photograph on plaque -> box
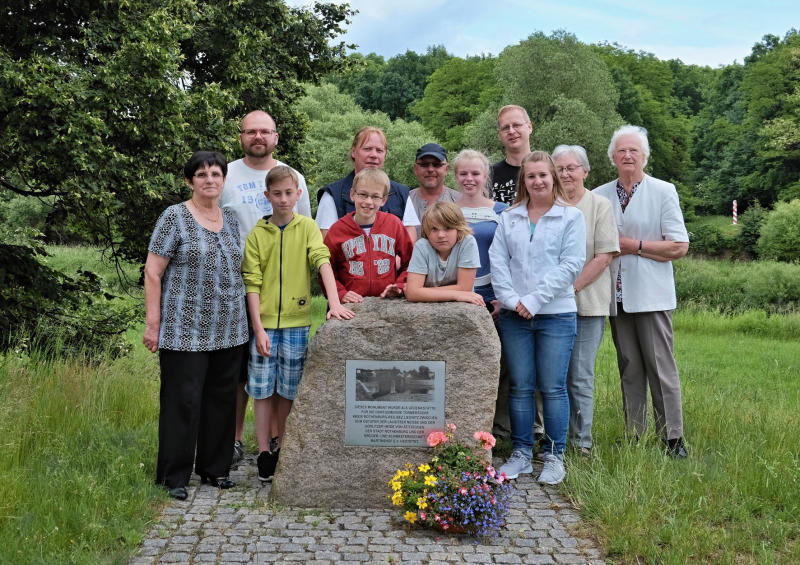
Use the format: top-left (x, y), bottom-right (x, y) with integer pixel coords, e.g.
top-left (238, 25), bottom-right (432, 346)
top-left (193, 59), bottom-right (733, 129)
top-left (345, 360), bottom-right (445, 447)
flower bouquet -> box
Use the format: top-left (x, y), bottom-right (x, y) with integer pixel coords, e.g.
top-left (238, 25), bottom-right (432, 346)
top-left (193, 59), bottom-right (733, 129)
top-left (388, 423), bottom-right (513, 536)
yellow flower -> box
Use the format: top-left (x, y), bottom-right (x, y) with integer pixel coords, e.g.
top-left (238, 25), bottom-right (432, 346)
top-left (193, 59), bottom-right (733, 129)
top-left (424, 475), bottom-right (437, 486)
top-left (390, 481), bottom-right (401, 491)
top-left (392, 491), bottom-right (403, 506)
top-left (418, 464), bottom-right (431, 473)
top-left (416, 498), bottom-right (428, 509)
top-left (404, 511), bottom-right (417, 523)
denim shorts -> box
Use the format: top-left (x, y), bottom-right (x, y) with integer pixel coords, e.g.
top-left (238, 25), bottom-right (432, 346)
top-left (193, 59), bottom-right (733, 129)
top-left (246, 326), bottom-right (310, 400)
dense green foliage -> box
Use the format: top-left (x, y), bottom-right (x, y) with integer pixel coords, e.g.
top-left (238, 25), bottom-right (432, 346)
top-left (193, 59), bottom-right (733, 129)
top-left (0, 240), bottom-right (136, 358)
top-left (0, 0), bottom-right (352, 351)
top-left (296, 83), bottom-right (437, 200)
top-left (676, 257), bottom-right (800, 313)
top-left (4, 6), bottom-right (800, 355)
top-left (328, 46), bottom-right (451, 120)
top-left (756, 199), bottom-right (800, 261)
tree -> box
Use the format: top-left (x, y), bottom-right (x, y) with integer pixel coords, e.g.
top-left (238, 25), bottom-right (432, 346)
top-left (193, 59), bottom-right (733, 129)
top-left (296, 83), bottom-right (440, 198)
top-left (757, 199), bottom-right (800, 261)
top-left (463, 32), bottom-right (622, 184)
top-left (410, 57), bottom-right (501, 151)
top-left (0, 0), bottom-right (352, 351)
top-left (327, 46), bottom-right (452, 120)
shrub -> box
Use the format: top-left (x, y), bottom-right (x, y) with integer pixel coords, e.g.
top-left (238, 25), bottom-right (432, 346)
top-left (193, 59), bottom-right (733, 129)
top-left (737, 201), bottom-right (766, 257)
top-left (757, 199), bottom-right (800, 262)
top-left (0, 242), bottom-right (136, 358)
top-left (675, 257), bottom-right (800, 313)
top-left (687, 221), bottom-right (739, 257)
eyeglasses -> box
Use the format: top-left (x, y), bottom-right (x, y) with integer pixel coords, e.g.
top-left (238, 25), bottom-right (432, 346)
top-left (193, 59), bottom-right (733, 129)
top-left (557, 165), bottom-right (583, 174)
top-left (498, 122), bottom-right (529, 134)
top-left (354, 192), bottom-right (385, 202)
top-left (242, 129), bottom-right (277, 137)
top-left (415, 161), bottom-right (446, 169)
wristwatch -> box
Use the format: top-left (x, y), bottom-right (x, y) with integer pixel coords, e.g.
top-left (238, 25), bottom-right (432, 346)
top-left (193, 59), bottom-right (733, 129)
top-left (637, 240), bottom-right (643, 256)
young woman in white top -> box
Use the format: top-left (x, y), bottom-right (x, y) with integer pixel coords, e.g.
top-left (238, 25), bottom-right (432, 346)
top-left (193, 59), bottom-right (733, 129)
top-left (489, 151), bottom-right (585, 485)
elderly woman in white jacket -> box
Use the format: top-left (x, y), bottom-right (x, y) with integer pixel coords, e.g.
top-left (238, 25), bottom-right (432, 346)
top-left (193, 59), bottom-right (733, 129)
top-left (593, 125), bottom-right (689, 458)
top-left (489, 150), bottom-right (585, 485)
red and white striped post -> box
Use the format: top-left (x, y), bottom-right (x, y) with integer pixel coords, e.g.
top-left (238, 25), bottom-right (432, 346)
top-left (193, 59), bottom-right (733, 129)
top-left (732, 200), bottom-right (738, 225)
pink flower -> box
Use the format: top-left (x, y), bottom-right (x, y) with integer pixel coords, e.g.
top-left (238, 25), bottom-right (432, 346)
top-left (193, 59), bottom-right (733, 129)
top-left (426, 431), bottom-right (449, 447)
top-left (419, 512), bottom-right (427, 520)
top-left (459, 487), bottom-right (468, 495)
top-left (497, 472), bottom-right (507, 484)
top-left (487, 465), bottom-right (496, 478)
top-left (447, 422), bottom-right (457, 432)
top-left (442, 524), bottom-right (450, 530)
top-left (473, 431), bottom-right (496, 450)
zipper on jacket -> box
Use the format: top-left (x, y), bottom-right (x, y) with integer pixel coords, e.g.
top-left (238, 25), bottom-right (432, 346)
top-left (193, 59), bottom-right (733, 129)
top-left (277, 228), bottom-right (284, 328)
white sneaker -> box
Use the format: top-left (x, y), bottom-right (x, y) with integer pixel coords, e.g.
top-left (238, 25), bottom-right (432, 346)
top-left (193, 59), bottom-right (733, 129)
top-left (498, 449), bottom-right (533, 479)
top-left (537, 452), bottom-right (566, 485)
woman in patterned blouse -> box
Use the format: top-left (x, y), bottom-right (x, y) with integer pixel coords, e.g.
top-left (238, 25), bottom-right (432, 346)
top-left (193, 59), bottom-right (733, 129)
top-left (143, 151), bottom-right (249, 500)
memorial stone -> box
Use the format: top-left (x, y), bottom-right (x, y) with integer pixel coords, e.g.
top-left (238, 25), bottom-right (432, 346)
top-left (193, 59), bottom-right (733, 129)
top-left (269, 297), bottom-right (501, 509)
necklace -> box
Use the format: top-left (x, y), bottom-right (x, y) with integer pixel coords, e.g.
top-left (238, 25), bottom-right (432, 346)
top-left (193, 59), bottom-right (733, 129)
top-left (189, 199), bottom-right (221, 223)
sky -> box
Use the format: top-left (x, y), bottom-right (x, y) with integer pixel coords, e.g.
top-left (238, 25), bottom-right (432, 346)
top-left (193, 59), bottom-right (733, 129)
top-left (288, 0), bottom-right (798, 67)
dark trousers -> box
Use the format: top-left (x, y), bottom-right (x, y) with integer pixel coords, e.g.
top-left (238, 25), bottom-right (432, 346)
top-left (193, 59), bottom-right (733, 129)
top-left (156, 345), bottom-right (244, 489)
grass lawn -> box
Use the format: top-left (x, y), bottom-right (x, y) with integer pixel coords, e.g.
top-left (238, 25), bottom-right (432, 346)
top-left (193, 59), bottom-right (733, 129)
top-left (563, 310), bottom-right (800, 563)
top-left (1, 246), bottom-right (797, 563)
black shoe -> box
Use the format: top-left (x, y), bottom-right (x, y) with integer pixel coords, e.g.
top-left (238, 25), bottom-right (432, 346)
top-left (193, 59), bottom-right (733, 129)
top-left (257, 449), bottom-right (279, 483)
top-left (167, 486), bottom-right (188, 500)
top-left (200, 475), bottom-right (235, 489)
top-left (232, 440), bottom-right (245, 465)
top-left (666, 437), bottom-right (688, 458)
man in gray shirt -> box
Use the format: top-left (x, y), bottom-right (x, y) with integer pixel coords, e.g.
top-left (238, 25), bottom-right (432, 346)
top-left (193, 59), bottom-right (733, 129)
top-left (408, 143), bottom-right (461, 235)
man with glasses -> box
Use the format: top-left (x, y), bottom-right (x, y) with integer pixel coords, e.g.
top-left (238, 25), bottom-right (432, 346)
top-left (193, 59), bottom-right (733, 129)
top-left (220, 110), bottom-right (312, 466)
top-left (408, 143), bottom-right (461, 236)
top-left (489, 105), bottom-right (533, 442)
top-left (491, 105), bottom-right (533, 204)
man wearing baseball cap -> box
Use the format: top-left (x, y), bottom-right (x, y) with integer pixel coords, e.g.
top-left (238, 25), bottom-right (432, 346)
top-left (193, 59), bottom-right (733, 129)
top-left (408, 143), bottom-right (461, 236)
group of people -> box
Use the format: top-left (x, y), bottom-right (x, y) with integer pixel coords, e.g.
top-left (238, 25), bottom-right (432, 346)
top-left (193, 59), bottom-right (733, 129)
top-left (144, 105), bottom-right (690, 500)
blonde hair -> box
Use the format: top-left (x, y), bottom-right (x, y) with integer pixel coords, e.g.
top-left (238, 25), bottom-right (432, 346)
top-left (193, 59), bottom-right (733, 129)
top-left (266, 165), bottom-right (298, 190)
top-left (497, 104), bottom-right (530, 127)
top-left (350, 126), bottom-right (387, 161)
top-left (421, 201), bottom-right (472, 242)
top-left (512, 151), bottom-right (569, 208)
top-left (452, 149), bottom-right (491, 198)
top-left (352, 168), bottom-right (390, 197)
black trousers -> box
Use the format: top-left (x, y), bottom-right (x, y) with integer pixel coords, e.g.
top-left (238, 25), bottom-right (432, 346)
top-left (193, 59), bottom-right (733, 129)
top-left (156, 345), bottom-right (244, 489)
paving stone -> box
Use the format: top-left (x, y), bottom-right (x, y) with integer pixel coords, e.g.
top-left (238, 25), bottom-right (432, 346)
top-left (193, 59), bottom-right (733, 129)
top-left (131, 456), bottom-right (604, 565)
top-left (218, 552), bottom-right (251, 562)
top-left (157, 553), bottom-right (190, 563)
top-left (493, 555), bottom-right (524, 563)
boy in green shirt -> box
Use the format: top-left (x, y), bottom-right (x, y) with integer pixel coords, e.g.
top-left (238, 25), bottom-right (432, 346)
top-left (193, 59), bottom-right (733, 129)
top-left (243, 165), bottom-right (354, 483)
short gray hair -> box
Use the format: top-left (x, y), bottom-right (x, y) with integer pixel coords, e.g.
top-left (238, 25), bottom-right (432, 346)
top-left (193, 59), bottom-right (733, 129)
top-left (607, 125), bottom-right (650, 167)
top-left (551, 145), bottom-right (591, 173)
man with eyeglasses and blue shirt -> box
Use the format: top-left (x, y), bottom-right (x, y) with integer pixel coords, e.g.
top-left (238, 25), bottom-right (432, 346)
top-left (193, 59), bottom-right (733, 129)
top-left (490, 105), bottom-right (533, 204)
top-left (408, 143), bottom-right (461, 237)
top-left (220, 109), bottom-right (312, 467)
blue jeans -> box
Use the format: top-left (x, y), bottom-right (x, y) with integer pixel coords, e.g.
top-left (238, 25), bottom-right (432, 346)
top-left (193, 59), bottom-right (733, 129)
top-left (498, 310), bottom-right (576, 457)
top-left (567, 316), bottom-right (606, 448)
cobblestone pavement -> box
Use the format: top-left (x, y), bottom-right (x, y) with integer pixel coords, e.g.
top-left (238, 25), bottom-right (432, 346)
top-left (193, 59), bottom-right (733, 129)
top-left (131, 455), bottom-right (604, 565)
